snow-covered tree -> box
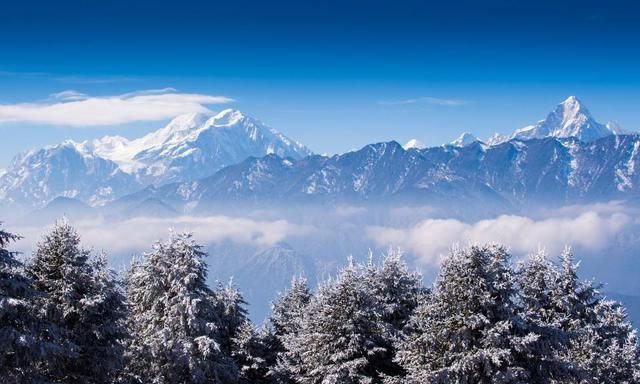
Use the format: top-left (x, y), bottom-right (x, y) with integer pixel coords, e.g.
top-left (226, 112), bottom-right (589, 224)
top-left (28, 221), bottom-right (126, 383)
top-left (125, 231), bottom-right (237, 384)
top-left (214, 281), bottom-right (250, 358)
top-left (362, 250), bottom-right (425, 379)
top-left (270, 276), bottom-right (312, 339)
top-left (550, 249), bottom-right (640, 383)
top-left (0, 224), bottom-right (51, 383)
top-left (516, 250), bottom-right (575, 382)
top-left (362, 250), bottom-right (424, 332)
top-left (82, 252), bottom-right (129, 382)
top-left (575, 299), bottom-right (640, 384)
top-left (269, 276), bottom-right (312, 383)
top-left (281, 260), bottom-right (388, 384)
top-left (231, 323), bottom-right (279, 384)
top-left (397, 245), bottom-right (537, 383)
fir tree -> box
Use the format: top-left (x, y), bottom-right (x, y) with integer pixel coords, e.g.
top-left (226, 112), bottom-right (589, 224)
top-left (214, 281), bottom-right (250, 358)
top-left (551, 249), bottom-right (640, 383)
top-left (231, 323), bottom-right (279, 384)
top-left (516, 250), bottom-right (575, 383)
top-left (281, 260), bottom-right (388, 384)
top-left (397, 245), bottom-right (537, 384)
top-left (361, 250), bottom-right (425, 379)
top-left (269, 276), bottom-right (312, 383)
top-left (0, 224), bottom-right (51, 383)
top-left (125, 231), bottom-right (237, 384)
top-left (270, 276), bottom-right (312, 339)
top-left (28, 221), bottom-right (126, 383)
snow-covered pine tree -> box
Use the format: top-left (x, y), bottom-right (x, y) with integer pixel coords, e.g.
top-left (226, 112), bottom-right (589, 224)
top-left (125, 231), bottom-right (237, 384)
top-left (396, 245), bottom-right (537, 384)
top-left (516, 250), bottom-right (575, 382)
top-left (28, 220), bottom-right (126, 383)
top-left (551, 249), bottom-right (640, 383)
top-left (270, 276), bottom-right (312, 339)
top-left (576, 299), bottom-right (640, 384)
top-left (281, 259), bottom-right (388, 384)
top-left (231, 323), bottom-right (279, 384)
top-left (269, 276), bottom-right (312, 383)
top-left (361, 250), bottom-right (425, 379)
top-left (83, 252), bottom-right (129, 382)
top-left (214, 281), bottom-right (250, 358)
top-left (0, 224), bottom-right (51, 383)
top-left (211, 280), bottom-right (275, 383)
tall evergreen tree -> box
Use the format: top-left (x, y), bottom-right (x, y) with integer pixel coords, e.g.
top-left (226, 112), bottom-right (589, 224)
top-left (362, 250), bottom-right (425, 380)
top-left (397, 245), bottom-right (537, 384)
top-left (270, 277), bottom-right (312, 339)
top-left (0, 224), bottom-right (51, 383)
top-left (269, 276), bottom-right (312, 383)
top-left (550, 249), bottom-right (640, 383)
top-left (516, 250), bottom-right (575, 383)
top-left (281, 260), bottom-right (388, 384)
top-left (231, 323), bottom-right (279, 384)
top-left (125, 232), bottom-right (237, 384)
top-left (214, 281), bottom-right (250, 358)
top-left (27, 221), bottom-right (126, 383)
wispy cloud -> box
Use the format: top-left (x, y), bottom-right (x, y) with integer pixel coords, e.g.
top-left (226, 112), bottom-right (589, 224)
top-left (377, 96), bottom-right (469, 106)
top-left (0, 89), bottom-right (234, 127)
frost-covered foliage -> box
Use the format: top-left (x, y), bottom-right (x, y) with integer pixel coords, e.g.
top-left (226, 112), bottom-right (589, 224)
top-left (396, 245), bottom-right (640, 384)
top-left (2, 220), bottom-right (639, 384)
top-left (278, 252), bottom-right (423, 384)
top-left (0, 224), bottom-right (51, 383)
top-left (124, 231), bottom-right (237, 383)
top-left (397, 245), bottom-right (541, 383)
top-left (270, 277), bottom-right (312, 339)
top-left (281, 260), bottom-right (388, 383)
top-left (515, 250), bottom-right (575, 382)
top-left (269, 276), bottom-right (313, 383)
top-left (27, 221), bottom-right (127, 383)
top-left (551, 249), bottom-right (640, 383)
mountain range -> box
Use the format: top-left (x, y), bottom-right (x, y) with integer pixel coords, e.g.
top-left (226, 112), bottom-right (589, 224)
top-left (0, 109), bottom-right (311, 208)
top-left (2, 96), bottom-right (639, 213)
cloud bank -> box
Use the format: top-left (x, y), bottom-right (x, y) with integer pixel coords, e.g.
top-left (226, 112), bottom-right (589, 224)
top-left (0, 88), bottom-right (233, 127)
top-left (367, 211), bottom-right (630, 265)
top-left (14, 215), bottom-right (314, 255)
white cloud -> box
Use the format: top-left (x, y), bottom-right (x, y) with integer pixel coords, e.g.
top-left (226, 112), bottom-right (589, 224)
top-left (366, 212), bottom-right (630, 266)
top-left (0, 89), bottom-right (234, 127)
top-left (14, 215), bottom-right (314, 255)
top-left (377, 96), bottom-right (469, 106)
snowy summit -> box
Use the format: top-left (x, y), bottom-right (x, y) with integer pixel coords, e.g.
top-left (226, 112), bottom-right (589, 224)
top-left (403, 139), bottom-right (426, 150)
top-left (491, 96), bottom-right (622, 144)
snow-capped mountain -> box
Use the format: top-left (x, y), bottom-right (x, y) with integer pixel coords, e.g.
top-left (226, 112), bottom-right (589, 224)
top-left (489, 96), bottom-right (621, 144)
top-left (0, 142), bottom-right (141, 208)
top-left (403, 139), bottom-right (426, 150)
top-left (449, 132), bottom-right (480, 147)
top-left (84, 109), bottom-right (312, 184)
top-left (118, 133), bottom-right (640, 213)
top-left (0, 109), bottom-right (312, 208)
top-left (2, 96), bottom-right (637, 211)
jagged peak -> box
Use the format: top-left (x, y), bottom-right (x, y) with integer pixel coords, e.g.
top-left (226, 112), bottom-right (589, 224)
top-left (403, 138), bottom-right (426, 150)
top-left (206, 108), bottom-right (247, 127)
top-left (450, 132), bottom-right (479, 147)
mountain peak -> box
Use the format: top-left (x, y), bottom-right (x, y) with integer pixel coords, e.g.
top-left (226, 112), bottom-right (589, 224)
top-left (403, 138), bottom-right (426, 150)
top-left (450, 132), bottom-right (479, 147)
top-left (209, 109), bottom-right (246, 126)
top-left (498, 96), bottom-right (615, 144)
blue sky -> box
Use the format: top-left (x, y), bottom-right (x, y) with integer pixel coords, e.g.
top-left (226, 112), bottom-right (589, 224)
top-left (1, 0), bottom-right (640, 165)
